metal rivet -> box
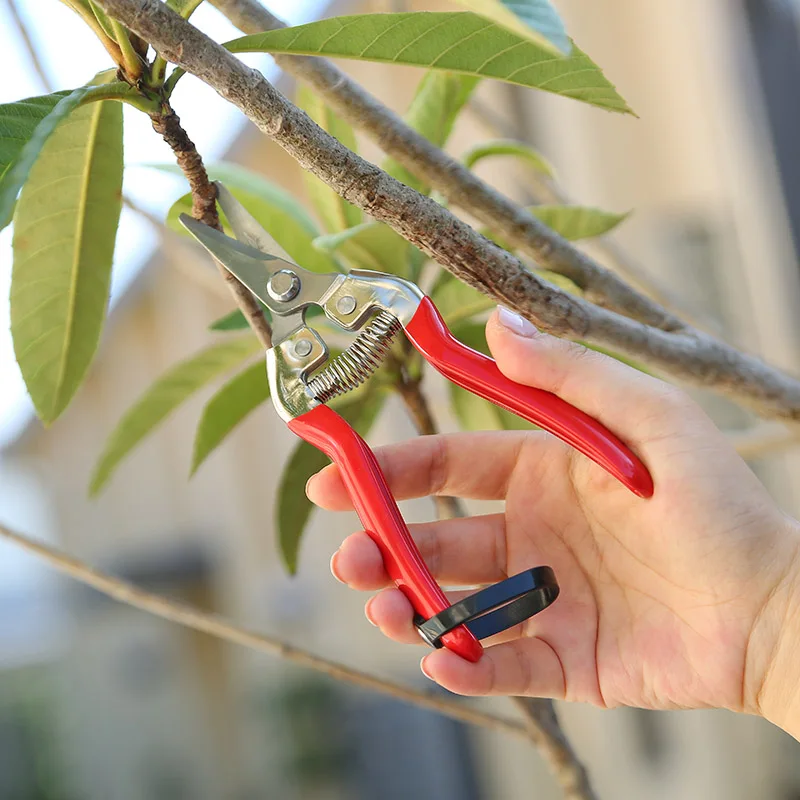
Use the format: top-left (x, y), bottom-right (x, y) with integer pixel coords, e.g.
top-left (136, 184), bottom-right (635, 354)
top-left (267, 269), bottom-right (301, 303)
top-left (336, 295), bottom-right (357, 315)
top-left (293, 339), bottom-right (313, 358)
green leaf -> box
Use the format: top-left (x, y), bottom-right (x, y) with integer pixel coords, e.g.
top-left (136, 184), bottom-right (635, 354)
top-left (210, 309), bottom-right (250, 332)
top-left (88, 1), bottom-right (116, 38)
top-left (11, 98), bottom-right (123, 425)
top-left (277, 391), bottom-right (386, 574)
top-left (383, 72), bottom-right (479, 194)
top-left (430, 273), bottom-right (494, 327)
top-left (191, 359), bottom-right (270, 474)
top-left (453, 0), bottom-right (570, 55)
top-left (313, 222), bottom-right (411, 276)
top-left (463, 139), bottom-right (554, 177)
top-left (296, 85), bottom-right (362, 233)
top-left (90, 336), bottom-right (261, 495)
top-left (166, 0), bottom-right (205, 17)
top-left (0, 89), bottom-right (86, 231)
top-left (448, 323), bottom-right (533, 430)
top-left (159, 162), bottom-right (340, 274)
top-left (226, 13), bottom-right (633, 114)
top-left (531, 205), bottom-right (629, 241)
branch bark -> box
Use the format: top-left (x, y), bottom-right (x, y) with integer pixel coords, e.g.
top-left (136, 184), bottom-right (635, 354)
top-left (0, 521), bottom-right (529, 739)
top-left (207, 0), bottom-right (679, 332)
top-left (94, 0), bottom-right (800, 424)
top-left (150, 103), bottom-right (273, 348)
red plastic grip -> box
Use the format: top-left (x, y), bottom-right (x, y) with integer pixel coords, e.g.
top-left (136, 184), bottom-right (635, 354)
top-left (288, 404), bottom-right (483, 662)
top-left (405, 298), bottom-right (654, 499)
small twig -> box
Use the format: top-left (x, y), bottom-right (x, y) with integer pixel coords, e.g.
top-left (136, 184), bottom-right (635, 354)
top-left (511, 698), bottom-right (598, 800)
top-left (149, 104), bottom-right (272, 348)
top-left (5, 0), bottom-right (52, 91)
top-left (395, 372), bottom-right (464, 521)
top-left (729, 422), bottom-right (800, 461)
top-left (0, 521), bottom-right (527, 739)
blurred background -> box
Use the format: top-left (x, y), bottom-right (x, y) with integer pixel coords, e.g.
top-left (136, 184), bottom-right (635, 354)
top-left (3, 0), bottom-right (800, 798)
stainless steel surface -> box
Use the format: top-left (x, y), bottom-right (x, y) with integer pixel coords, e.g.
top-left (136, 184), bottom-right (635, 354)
top-left (267, 328), bottom-right (327, 422)
top-left (293, 338), bottom-right (313, 358)
top-left (179, 214), bottom-right (344, 325)
top-left (306, 311), bottom-right (402, 403)
top-left (335, 294), bottom-right (357, 316)
top-left (267, 269), bottom-right (301, 303)
top-left (181, 184), bottom-right (427, 420)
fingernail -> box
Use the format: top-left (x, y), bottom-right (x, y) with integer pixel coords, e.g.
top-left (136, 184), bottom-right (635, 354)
top-left (498, 306), bottom-right (538, 338)
top-left (420, 655), bottom-right (434, 681)
top-left (364, 597), bottom-right (378, 627)
top-left (304, 475), bottom-right (317, 498)
top-left (330, 549), bottom-right (345, 584)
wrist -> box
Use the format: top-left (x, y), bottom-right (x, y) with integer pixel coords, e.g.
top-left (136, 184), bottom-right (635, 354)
top-left (748, 516), bottom-right (800, 739)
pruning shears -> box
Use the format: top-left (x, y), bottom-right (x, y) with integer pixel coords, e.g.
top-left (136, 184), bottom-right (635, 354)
top-left (181, 183), bottom-right (654, 664)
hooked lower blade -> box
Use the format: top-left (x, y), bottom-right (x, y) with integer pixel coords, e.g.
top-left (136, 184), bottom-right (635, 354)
top-left (179, 213), bottom-right (291, 305)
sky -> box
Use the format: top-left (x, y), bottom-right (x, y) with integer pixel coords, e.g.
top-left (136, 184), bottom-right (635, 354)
top-left (0, 0), bottom-right (326, 449)
top-left (0, 0), bottom-right (325, 648)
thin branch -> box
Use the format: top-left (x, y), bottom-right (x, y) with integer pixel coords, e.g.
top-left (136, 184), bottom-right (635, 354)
top-left (393, 370), bottom-right (597, 799)
top-left (0, 520), bottom-right (527, 739)
top-left (395, 372), bottom-right (464, 521)
top-left (149, 104), bottom-right (273, 348)
top-left (5, 0), bottom-right (53, 91)
top-left (91, 0), bottom-right (800, 424)
top-left (206, 0), bottom-right (681, 334)
top-left (729, 422), bottom-right (800, 461)
top-left (511, 697), bottom-right (598, 800)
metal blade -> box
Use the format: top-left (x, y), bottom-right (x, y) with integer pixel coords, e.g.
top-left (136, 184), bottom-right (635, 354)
top-left (215, 182), bottom-right (296, 264)
top-left (179, 213), bottom-right (341, 315)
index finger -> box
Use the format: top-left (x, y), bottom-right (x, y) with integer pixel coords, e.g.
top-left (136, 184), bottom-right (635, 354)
top-left (306, 430), bottom-right (559, 511)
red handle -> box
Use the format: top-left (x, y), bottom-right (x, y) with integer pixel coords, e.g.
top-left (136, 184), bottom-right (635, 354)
top-left (289, 404), bottom-right (483, 662)
top-left (405, 298), bottom-right (654, 499)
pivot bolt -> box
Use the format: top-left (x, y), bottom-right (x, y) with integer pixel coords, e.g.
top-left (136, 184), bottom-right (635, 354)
top-left (336, 295), bottom-right (357, 316)
top-left (293, 339), bottom-right (313, 358)
top-left (267, 270), bottom-right (300, 303)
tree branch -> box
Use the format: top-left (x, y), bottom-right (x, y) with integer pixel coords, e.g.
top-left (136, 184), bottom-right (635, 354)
top-left (0, 520), bottom-right (530, 739)
top-left (93, 0), bottom-right (800, 424)
top-left (395, 371), bottom-right (464, 521)
top-left (206, 0), bottom-right (679, 332)
top-left (511, 697), bottom-right (598, 800)
top-left (150, 103), bottom-right (273, 348)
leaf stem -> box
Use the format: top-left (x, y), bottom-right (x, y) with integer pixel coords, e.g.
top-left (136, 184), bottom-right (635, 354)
top-left (109, 17), bottom-right (144, 82)
top-left (150, 103), bottom-right (272, 348)
top-left (60, 0), bottom-right (124, 64)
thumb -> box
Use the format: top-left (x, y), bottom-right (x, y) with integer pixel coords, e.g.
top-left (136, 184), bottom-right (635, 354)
top-left (486, 306), bottom-right (680, 442)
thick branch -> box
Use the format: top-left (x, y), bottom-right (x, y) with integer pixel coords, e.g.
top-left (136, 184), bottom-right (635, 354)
top-left (93, 0), bottom-right (800, 423)
top-left (207, 0), bottom-right (679, 332)
top-left (151, 104), bottom-right (273, 348)
top-left (0, 521), bottom-right (528, 739)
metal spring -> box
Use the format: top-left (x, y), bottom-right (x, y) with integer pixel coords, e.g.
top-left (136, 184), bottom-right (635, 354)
top-left (306, 310), bottom-right (402, 402)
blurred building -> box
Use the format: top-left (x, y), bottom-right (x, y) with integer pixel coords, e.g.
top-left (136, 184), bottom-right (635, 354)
top-left (3, 0), bottom-right (800, 798)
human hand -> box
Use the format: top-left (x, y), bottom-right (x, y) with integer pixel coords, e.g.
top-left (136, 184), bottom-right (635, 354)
top-left (307, 307), bottom-right (800, 731)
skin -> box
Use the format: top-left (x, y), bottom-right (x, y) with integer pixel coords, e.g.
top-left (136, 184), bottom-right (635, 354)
top-left (307, 307), bottom-right (800, 737)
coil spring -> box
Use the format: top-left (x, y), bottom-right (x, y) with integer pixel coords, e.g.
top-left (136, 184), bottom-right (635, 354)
top-left (306, 310), bottom-right (402, 402)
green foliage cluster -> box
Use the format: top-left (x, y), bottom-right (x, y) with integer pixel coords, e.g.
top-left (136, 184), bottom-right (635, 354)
top-left (4, 0), bottom-right (633, 572)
